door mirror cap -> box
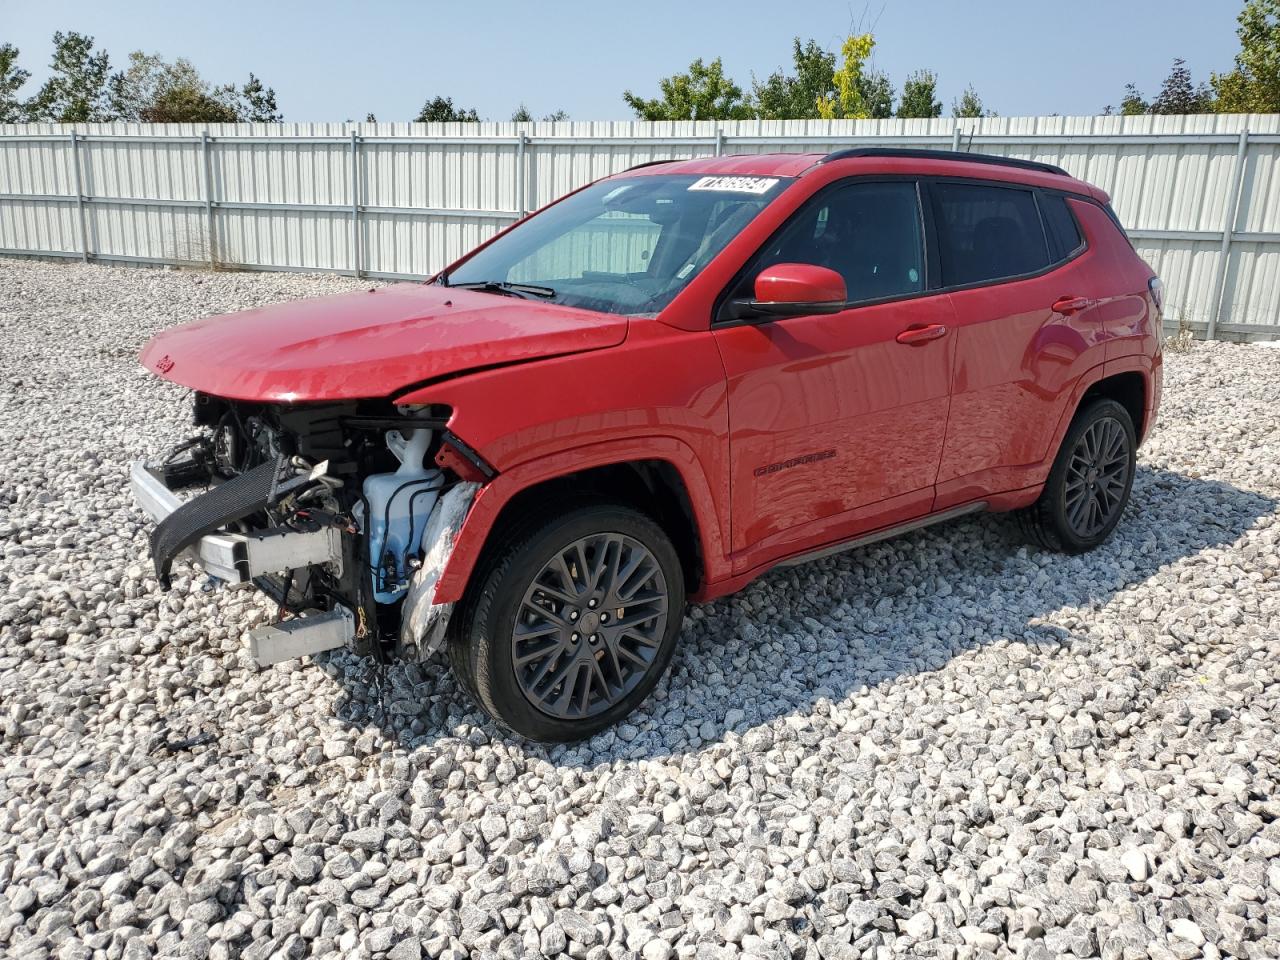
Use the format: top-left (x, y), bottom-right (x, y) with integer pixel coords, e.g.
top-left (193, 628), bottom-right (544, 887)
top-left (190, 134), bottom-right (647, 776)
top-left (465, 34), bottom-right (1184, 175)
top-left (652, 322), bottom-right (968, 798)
top-left (749, 263), bottom-right (847, 317)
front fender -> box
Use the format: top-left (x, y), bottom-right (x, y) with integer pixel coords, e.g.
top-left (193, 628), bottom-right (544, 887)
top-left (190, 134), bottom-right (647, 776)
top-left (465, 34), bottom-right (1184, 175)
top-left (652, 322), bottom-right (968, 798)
top-left (431, 435), bottom-right (730, 605)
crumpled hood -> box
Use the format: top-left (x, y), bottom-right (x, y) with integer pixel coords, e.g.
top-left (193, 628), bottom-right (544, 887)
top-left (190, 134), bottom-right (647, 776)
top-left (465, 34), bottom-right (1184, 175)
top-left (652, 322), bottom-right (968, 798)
top-left (139, 283), bottom-right (628, 402)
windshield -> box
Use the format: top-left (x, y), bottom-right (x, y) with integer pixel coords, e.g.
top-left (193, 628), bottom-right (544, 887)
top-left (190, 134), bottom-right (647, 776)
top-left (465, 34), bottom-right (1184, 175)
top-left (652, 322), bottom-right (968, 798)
top-left (443, 173), bottom-right (793, 316)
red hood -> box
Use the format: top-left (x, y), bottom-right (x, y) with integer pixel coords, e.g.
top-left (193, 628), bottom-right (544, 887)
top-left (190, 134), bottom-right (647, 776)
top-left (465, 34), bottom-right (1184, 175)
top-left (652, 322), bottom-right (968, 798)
top-left (139, 284), bottom-right (628, 402)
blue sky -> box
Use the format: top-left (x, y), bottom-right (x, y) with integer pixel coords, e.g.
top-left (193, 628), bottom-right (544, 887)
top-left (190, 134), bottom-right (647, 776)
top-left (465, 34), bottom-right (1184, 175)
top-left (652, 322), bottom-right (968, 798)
top-left (2, 0), bottom-right (1243, 121)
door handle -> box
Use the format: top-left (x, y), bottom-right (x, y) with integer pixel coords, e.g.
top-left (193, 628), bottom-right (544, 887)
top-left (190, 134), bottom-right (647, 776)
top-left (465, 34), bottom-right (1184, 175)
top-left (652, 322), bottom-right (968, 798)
top-left (896, 323), bottom-right (948, 345)
top-left (1052, 296), bottom-right (1092, 315)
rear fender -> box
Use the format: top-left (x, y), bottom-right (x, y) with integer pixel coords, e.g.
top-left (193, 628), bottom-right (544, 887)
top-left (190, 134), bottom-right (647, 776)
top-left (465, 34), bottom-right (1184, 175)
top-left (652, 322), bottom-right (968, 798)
top-left (431, 436), bottom-right (730, 605)
top-left (1048, 355), bottom-right (1157, 456)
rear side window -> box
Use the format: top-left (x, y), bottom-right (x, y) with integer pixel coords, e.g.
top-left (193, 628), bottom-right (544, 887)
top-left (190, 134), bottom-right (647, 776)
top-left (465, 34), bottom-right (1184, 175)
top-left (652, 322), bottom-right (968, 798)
top-left (1040, 193), bottom-right (1084, 261)
top-left (932, 181), bottom-right (1050, 287)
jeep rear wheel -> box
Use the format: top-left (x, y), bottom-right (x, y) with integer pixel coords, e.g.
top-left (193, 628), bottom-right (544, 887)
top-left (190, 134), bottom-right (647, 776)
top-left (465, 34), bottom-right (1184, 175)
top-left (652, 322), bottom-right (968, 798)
top-left (1020, 398), bottom-right (1136, 553)
top-left (450, 503), bottom-right (685, 742)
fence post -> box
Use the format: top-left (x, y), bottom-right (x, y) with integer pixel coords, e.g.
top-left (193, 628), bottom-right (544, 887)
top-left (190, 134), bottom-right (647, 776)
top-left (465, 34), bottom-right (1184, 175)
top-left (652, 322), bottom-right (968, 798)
top-left (69, 131), bottom-right (89, 262)
top-left (201, 132), bottom-right (217, 269)
top-left (714, 127), bottom-right (724, 157)
top-left (516, 133), bottom-right (527, 218)
top-left (951, 125), bottom-right (962, 152)
top-left (1207, 127), bottom-right (1249, 341)
top-left (350, 131), bottom-right (363, 278)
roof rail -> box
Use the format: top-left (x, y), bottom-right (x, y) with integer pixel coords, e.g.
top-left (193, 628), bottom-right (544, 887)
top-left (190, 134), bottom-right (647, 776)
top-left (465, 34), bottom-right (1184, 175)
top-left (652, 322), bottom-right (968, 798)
top-left (820, 147), bottom-right (1068, 177)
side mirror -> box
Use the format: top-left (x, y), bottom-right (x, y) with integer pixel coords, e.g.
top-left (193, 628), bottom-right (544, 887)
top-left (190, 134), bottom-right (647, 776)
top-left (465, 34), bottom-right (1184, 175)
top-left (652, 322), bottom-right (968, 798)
top-left (725, 263), bottom-right (847, 321)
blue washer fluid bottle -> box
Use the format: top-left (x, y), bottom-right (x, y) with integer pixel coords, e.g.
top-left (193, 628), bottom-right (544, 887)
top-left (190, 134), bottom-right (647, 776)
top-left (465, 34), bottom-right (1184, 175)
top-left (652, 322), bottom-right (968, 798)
top-left (362, 428), bottom-right (443, 603)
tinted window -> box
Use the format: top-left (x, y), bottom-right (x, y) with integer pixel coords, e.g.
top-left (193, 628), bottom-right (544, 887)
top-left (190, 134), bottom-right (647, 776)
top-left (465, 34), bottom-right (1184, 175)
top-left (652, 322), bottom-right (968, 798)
top-left (1040, 193), bottom-right (1084, 261)
top-left (932, 182), bottom-right (1050, 286)
top-left (742, 180), bottom-right (924, 304)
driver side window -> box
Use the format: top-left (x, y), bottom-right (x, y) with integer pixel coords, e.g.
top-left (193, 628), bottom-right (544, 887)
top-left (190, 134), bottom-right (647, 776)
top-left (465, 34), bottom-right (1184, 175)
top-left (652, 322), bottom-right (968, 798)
top-left (743, 180), bottom-right (925, 305)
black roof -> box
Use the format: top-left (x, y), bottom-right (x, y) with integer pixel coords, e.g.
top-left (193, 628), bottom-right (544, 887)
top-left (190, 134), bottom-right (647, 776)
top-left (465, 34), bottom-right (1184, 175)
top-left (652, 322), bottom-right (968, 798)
top-left (820, 147), bottom-right (1068, 177)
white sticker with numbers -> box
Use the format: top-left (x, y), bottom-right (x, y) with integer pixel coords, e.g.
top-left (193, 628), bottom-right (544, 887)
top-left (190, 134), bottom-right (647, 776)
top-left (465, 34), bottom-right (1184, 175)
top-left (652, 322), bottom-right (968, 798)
top-left (688, 175), bottom-right (780, 195)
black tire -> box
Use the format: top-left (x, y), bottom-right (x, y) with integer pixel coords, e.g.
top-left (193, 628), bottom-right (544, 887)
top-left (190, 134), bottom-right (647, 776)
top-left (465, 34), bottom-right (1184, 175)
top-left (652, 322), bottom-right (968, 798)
top-left (449, 502), bottom-right (685, 742)
top-left (1019, 398), bottom-right (1136, 554)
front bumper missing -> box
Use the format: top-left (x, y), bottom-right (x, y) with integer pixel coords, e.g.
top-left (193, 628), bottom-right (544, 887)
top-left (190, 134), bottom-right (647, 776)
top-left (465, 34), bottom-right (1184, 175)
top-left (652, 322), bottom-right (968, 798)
top-left (129, 461), bottom-right (343, 585)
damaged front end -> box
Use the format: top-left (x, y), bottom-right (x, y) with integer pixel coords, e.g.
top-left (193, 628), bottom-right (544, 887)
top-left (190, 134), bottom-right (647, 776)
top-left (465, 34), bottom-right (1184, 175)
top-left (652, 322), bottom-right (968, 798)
top-left (129, 393), bottom-right (485, 666)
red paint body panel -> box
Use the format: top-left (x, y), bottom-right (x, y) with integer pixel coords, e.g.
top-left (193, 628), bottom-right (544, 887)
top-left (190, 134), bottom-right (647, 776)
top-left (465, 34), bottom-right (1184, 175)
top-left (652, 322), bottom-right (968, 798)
top-left (712, 294), bottom-right (955, 572)
top-left (138, 283), bottom-right (627, 402)
top-left (139, 151), bottom-right (1161, 609)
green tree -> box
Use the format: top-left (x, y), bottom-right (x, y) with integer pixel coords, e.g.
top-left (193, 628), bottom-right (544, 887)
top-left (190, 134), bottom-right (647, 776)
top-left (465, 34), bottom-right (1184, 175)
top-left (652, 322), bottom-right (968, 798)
top-left (511, 103), bottom-right (532, 122)
top-left (25, 31), bottom-right (116, 122)
top-left (623, 57), bottom-right (751, 120)
top-left (818, 33), bottom-right (876, 119)
top-left (1213, 0), bottom-right (1280, 111)
top-left (896, 70), bottom-right (941, 118)
top-left (109, 53), bottom-right (280, 123)
top-left (1119, 83), bottom-right (1149, 115)
top-left (236, 73), bottom-right (281, 122)
top-left (416, 96), bottom-right (479, 122)
top-left (858, 68), bottom-right (895, 119)
top-left (751, 39), bottom-right (836, 119)
top-left (543, 109), bottom-right (570, 121)
top-left (952, 84), bottom-right (988, 118)
top-left (0, 44), bottom-right (30, 122)
top-left (1150, 58), bottom-right (1214, 113)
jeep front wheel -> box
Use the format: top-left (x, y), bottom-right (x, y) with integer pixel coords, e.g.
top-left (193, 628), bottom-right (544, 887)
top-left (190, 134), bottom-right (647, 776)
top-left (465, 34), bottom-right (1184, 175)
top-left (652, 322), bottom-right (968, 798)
top-left (450, 503), bottom-right (685, 742)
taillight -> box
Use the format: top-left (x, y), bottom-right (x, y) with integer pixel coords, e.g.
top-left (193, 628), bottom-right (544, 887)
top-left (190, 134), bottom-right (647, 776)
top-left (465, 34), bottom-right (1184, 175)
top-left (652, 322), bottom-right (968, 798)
top-left (1148, 277), bottom-right (1164, 318)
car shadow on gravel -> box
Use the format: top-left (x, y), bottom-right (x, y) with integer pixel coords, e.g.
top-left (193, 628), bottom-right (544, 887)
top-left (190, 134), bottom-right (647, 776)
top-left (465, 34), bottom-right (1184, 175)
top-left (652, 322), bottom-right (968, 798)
top-left (328, 465), bottom-right (1275, 763)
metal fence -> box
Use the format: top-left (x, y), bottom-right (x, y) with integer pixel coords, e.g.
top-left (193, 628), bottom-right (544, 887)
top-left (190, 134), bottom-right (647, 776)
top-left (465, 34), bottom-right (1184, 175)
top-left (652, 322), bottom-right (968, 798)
top-left (2, 114), bottom-right (1279, 339)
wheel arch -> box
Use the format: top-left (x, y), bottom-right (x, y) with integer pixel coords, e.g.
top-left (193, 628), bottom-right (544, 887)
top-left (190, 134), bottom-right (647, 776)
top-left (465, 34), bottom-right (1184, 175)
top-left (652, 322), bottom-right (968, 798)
top-left (432, 437), bottom-right (729, 606)
top-left (1080, 370), bottom-right (1146, 440)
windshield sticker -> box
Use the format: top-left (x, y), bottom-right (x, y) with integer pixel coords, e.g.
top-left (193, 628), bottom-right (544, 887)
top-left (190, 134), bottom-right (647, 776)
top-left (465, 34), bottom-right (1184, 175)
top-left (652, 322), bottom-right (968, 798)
top-left (688, 176), bottom-right (780, 195)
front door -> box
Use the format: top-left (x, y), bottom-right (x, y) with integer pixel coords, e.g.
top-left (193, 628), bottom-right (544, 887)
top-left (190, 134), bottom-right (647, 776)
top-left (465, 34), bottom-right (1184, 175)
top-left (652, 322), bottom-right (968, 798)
top-left (712, 179), bottom-right (955, 573)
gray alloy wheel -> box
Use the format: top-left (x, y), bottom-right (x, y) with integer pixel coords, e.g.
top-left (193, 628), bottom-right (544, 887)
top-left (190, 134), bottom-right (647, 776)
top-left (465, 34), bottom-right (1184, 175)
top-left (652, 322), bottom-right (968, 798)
top-left (1019, 397), bottom-right (1137, 555)
top-left (1063, 415), bottom-right (1132, 538)
top-left (448, 501), bottom-right (685, 742)
top-left (512, 532), bottom-right (670, 720)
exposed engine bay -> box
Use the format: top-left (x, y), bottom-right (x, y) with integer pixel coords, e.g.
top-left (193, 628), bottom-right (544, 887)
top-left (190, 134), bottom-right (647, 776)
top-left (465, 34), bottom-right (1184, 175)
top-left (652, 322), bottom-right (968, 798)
top-left (146, 392), bottom-right (489, 661)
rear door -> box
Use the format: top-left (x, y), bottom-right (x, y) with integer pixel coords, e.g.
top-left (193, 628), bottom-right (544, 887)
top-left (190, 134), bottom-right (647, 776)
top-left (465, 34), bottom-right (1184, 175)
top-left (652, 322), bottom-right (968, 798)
top-left (930, 179), bottom-right (1109, 508)
top-left (712, 179), bottom-right (955, 571)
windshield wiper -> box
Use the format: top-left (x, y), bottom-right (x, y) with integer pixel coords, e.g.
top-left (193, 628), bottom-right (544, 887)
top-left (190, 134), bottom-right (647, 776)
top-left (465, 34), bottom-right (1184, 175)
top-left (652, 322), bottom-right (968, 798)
top-left (446, 280), bottom-right (557, 300)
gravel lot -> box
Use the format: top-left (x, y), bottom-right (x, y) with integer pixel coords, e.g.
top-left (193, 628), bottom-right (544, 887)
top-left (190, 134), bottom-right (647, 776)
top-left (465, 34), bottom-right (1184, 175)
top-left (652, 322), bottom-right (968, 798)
top-left (1, 258), bottom-right (1278, 960)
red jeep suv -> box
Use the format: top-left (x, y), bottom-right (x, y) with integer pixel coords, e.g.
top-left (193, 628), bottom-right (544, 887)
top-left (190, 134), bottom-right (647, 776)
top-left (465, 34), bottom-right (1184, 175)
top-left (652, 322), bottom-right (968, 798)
top-left (132, 148), bottom-right (1162, 741)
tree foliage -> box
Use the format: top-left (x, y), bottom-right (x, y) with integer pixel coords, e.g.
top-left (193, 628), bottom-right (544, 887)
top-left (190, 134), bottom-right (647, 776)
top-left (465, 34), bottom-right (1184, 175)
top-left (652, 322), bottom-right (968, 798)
top-left (0, 44), bottom-right (30, 123)
top-left (951, 84), bottom-right (988, 118)
top-left (25, 31), bottom-right (116, 122)
top-left (1212, 0), bottom-right (1280, 111)
top-left (815, 34), bottom-right (876, 119)
top-left (623, 57), bottom-right (751, 121)
top-left (859, 68), bottom-right (895, 119)
top-left (751, 37), bottom-right (893, 120)
top-left (237, 73), bottom-right (281, 122)
top-left (897, 70), bottom-right (941, 118)
top-left (751, 39), bottom-right (836, 120)
top-left (416, 96), bottom-right (479, 122)
top-left (1150, 59), bottom-right (1214, 113)
top-left (1118, 83), bottom-right (1149, 115)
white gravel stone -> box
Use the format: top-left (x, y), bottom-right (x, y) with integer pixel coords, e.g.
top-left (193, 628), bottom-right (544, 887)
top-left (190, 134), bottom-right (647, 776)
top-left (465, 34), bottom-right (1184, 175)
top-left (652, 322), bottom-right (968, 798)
top-left (1, 260), bottom-right (1279, 960)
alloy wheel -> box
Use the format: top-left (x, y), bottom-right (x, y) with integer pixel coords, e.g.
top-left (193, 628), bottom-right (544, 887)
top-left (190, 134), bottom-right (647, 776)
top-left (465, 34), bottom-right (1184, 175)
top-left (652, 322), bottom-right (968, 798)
top-left (1064, 415), bottom-right (1131, 538)
top-left (511, 533), bottom-right (670, 719)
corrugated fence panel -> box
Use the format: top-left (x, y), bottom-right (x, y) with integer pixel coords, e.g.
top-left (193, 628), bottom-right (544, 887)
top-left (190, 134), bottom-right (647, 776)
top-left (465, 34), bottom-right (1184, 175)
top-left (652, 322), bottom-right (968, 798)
top-left (1, 115), bottom-right (1278, 336)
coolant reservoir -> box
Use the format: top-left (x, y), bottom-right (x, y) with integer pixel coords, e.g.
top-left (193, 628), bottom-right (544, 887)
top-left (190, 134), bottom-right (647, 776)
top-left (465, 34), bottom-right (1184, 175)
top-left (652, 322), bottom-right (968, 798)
top-left (363, 429), bottom-right (443, 604)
